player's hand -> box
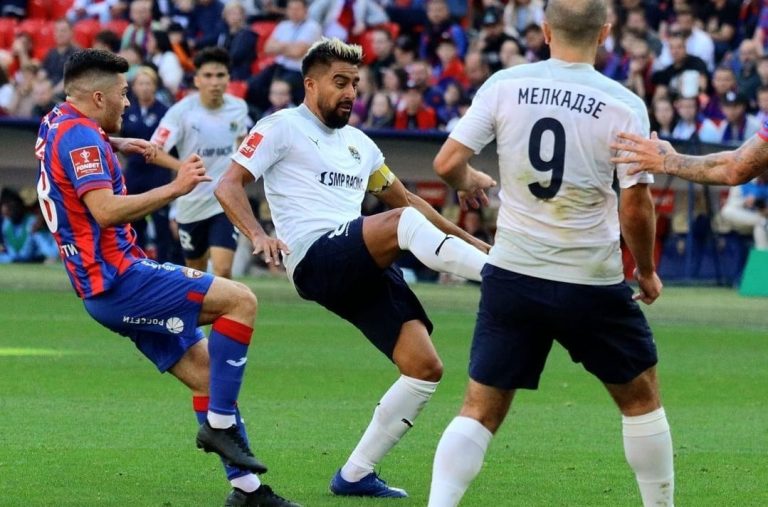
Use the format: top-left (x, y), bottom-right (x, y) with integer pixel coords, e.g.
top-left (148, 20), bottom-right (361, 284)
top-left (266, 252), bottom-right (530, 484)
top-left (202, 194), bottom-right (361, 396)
top-left (251, 236), bottom-right (290, 266)
top-left (113, 138), bottom-right (159, 162)
top-left (467, 235), bottom-right (491, 254)
top-left (632, 269), bottom-right (662, 305)
top-left (173, 154), bottom-right (211, 196)
top-left (610, 131), bottom-right (676, 176)
top-left (458, 169), bottom-right (497, 211)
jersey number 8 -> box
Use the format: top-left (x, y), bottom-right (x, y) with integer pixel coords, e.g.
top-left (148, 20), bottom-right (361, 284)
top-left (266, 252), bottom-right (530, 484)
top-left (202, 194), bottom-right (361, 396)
top-left (528, 117), bottom-right (565, 199)
top-left (37, 161), bottom-right (59, 233)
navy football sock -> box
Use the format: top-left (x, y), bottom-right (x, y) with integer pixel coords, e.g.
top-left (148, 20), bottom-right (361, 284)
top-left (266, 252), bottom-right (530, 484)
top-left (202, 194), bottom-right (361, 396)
top-left (208, 317), bottom-right (252, 421)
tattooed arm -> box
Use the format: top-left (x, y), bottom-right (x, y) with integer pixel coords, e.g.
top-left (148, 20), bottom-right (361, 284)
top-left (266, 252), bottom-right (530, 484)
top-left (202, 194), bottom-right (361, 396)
top-left (611, 133), bottom-right (768, 186)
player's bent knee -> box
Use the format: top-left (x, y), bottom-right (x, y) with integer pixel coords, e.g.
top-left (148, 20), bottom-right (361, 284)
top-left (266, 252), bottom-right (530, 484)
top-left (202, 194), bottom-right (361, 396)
top-left (401, 356), bottom-right (443, 382)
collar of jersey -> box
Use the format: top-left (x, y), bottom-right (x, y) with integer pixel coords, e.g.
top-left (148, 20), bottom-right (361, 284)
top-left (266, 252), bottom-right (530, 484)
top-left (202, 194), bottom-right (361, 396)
top-left (297, 104), bottom-right (336, 135)
top-left (547, 57), bottom-right (594, 71)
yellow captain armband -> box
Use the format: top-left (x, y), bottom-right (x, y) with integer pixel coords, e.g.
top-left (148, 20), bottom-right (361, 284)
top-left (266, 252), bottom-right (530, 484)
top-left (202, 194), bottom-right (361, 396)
top-left (367, 164), bottom-right (396, 194)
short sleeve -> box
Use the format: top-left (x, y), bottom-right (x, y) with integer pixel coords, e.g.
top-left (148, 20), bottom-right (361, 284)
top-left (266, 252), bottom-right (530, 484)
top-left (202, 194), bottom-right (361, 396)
top-left (151, 101), bottom-right (183, 151)
top-left (361, 132), bottom-right (385, 176)
top-left (449, 81), bottom-right (498, 154)
top-left (616, 103), bottom-right (654, 189)
top-left (58, 124), bottom-right (114, 198)
top-left (231, 114), bottom-right (289, 180)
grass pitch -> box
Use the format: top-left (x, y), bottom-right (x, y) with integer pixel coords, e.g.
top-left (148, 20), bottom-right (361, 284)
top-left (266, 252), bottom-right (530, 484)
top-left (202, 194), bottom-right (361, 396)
top-left (0, 264), bottom-right (766, 506)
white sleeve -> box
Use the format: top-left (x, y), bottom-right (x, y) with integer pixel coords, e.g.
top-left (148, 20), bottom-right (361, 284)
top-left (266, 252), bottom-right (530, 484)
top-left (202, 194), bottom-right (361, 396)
top-left (231, 115), bottom-right (289, 181)
top-left (616, 105), bottom-right (654, 189)
top-left (362, 132), bottom-right (385, 175)
top-left (151, 101), bottom-right (183, 152)
top-left (448, 82), bottom-right (497, 154)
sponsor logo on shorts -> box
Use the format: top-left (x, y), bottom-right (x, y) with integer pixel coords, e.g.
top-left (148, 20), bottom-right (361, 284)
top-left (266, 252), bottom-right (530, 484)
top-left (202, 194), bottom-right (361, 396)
top-left (69, 146), bottom-right (103, 179)
top-left (123, 316), bottom-right (165, 326)
top-left (182, 267), bottom-right (204, 279)
top-left (239, 132), bottom-right (263, 158)
top-left (140, 260), bottom-right (177, 271)
top-left (166, 317), bottom-right (185, 334)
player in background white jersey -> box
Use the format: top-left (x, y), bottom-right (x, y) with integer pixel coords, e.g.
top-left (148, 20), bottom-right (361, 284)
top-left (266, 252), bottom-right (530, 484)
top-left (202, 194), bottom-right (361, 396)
top-left (428, 1), bottom-right (674, 506)
top-left (150, 47), bottom-right (249, 279)
top-left (215, 38), bottom-right (490, 498)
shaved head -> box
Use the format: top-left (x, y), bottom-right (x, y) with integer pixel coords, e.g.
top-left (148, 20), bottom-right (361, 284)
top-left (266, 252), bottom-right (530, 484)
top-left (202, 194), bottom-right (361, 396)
top-left (545, 0), bottom-right (608, 46)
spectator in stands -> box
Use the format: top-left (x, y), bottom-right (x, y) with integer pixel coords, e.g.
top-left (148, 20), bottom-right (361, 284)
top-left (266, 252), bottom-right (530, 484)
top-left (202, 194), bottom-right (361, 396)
top-left (1, 0), bottom-right (25, 18)
top-left (650, 96), bottom-right (677, 138)
top-left (93, 29), bottom-right (122, 53)
top-left (251, 0), bottom-right (288, 21)
top-left (701, 0), bottom-right (740, 63)
top-left (503, 0), bottom-right (544, 39)
top-left (624, 6), bottom-right (662, 56)
top-left (260, 79), bottom-right (294, 119)
top-left (394, 81), bottom-right (437, 130)
top-left (0, 65), bottom-right (12, 114)
top-left (384, 0), bottom-right (429, 36)
top-left (436, 81), bottom-right (463, 129)
top-left (8, 31), bottom-right (34, 77)
top-left (625, 38), bottom-right (656, 104)
top-left (121, 0), bottom-right (160, 56)
top-left (522, 22), bottom-right (549, 62)
top-left (618, 0), bottom-right (663, 33)
top-left (168, 22), bottom-right (196, 72)
top-left (393, 34), bottom-right (418, 69)
top-left (755, 85), bottom-right (768, 124)
top-left (30, 78), bottom-right (56, 119)
top-left (499, 40), bottom-right (527, 69)
top-left (308, 0), bottom-right (389, 41)
top-left (432, 35), bottom-right (467, 89)
top-left (419, 0), bottom-right (468, 64)
top-left (187, 0), bottom-right (225, 49)
top-left (461, 208), bottom-right (491, 245)
top-left (120, 66), bottom-right (175, 262)
top-left (699, 91), bottom-right (761, 144)
top-left (350, 66), bottom-right (374, 126)
top-left (657, 5), bottom-right (716, 72)
top-left (119, 43), bottom-right (144, 82)
top-left (702, 65), bottom-right (737, 121)
top-left (246, 0), bottom-right (322, 113)
top-left (216, 1), bottom-right (257, 81)
top-left (380, 65), bottom-right (407, 109)
top-left (671, 95), bottom-right (701, 140)
top-left (732, 39), bottom-right (762, 103)
top-left (6, 61), bottom-right (38, 117)
top-left (0, 190), bottom-right (58, 264)
top-left (408, 59), bottom-right (443, 109)
top-left (363, 91), bottom-right (395, 129)
top-left (67, 0), bottom-right (127, 24)
top-left (476, 6), bottom-right (519, 73)
top-left (652, 33), bottom-right (708, 101)
top-left (42, 19), bottom-right (79, 95)
top-left (720, 175), bottom-right (768, 250)
top-left (369, 27), bottom-right (396, 88)
top-left (463, 50), bottom-right (490, 100)
top-left (147, 30), bottom-right (184, 95)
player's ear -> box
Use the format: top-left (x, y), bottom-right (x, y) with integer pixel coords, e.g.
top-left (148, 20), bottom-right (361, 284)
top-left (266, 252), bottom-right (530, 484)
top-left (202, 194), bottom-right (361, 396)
top-left (597, 23), bottom-right (612, 45)
top-left (542, 21), bottom-right (552, 45)
top-left (92, 90), bottom-right (104, 109)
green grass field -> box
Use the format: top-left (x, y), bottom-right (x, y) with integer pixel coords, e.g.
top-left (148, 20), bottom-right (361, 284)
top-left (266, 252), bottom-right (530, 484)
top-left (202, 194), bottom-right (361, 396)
top-left (1, 264), bottom-right (766, 506)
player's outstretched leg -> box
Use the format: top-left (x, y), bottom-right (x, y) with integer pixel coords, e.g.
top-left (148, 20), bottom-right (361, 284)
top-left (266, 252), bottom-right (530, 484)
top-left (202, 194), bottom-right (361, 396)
top-left (331, 321), bottom-right (441, 498)
top-left (397, 207), bottom-right (487, 281)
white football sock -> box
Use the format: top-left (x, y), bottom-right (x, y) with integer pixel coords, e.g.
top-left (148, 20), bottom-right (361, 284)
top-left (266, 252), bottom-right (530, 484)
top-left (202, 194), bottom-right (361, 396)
top-left (231, 473), bottom-right (261, 493)
top-left (207, 411), bottom-right (236, 429)
top-left (340, 375), bottom-right (439, 482)
top-left (623, 407), bottom-right (675, 507)
top-left (397, 207), bottom-right (487, 282)
top-left (429, 416), bottom-right (492, 507)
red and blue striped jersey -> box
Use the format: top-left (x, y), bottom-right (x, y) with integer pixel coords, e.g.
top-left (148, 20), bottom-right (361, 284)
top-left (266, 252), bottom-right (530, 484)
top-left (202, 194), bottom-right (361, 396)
top-left (36, 102), bottom-right (145, 298)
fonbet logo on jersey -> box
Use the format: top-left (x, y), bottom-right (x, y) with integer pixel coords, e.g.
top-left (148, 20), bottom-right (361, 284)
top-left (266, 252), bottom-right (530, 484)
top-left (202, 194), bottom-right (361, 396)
top-left (239, 132), bottom-right (263, 159)
top-left (69, 146), bottom-right (103, 179)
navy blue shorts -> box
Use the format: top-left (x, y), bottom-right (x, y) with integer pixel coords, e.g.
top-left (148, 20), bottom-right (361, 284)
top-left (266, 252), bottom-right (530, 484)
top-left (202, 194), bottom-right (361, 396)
top-left (83, 260), bottom-right (215, 372)
top-left (292, 217), bottom-right (433, 360)
top-left (177, 212), bottom-right (238, 260)
top-left (470, 264), bottom-right (657, 390)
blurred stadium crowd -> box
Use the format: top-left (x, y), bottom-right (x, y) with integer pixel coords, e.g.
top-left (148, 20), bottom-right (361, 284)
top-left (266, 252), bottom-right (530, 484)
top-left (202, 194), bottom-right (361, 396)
top-left (0, 0), bottom-right (766, 271)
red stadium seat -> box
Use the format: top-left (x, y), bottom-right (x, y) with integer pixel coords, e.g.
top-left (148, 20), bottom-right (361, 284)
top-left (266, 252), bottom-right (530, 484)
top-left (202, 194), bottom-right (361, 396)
top-left (251, 20), bottom-right (277, 56)
top-left (359, 30), bottom-right (377, 65)
top-left (50, 0), bottom-right (75, 20)
top-left (252, 55), bottom-right (275, 74)
top-left (0, 17), bottom-right (18, 49)
top-left (104, 19), bottom-right (129, 37)
top-left (73, 18), bottom-right (101, 49)
top-left (26, 0), bottom-right (49, 19)
top-left (227, 80), bottom-right (248, 99)
top-left (18, 19), bottom-right (56, 60)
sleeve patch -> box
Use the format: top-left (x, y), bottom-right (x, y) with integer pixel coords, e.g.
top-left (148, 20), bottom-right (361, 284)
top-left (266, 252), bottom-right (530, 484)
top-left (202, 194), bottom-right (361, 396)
top-left (239, 132), bottom-right (263, 158)
top-left (152, 127), bottom-right (171, 148)
top-left (69, 146), bottom-right (104, 179)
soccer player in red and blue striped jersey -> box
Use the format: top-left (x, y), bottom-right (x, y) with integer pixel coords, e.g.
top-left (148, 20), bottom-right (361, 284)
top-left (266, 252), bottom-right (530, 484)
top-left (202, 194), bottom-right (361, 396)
top-left (36, 49), bottom-right (299, 507)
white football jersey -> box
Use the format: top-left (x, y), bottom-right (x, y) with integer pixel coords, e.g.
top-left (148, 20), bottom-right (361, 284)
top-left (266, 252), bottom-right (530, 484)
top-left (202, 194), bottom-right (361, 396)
top-left (152, 93), bottom-right (249, 224)
top-left (451, 58), bottom-right (653, 285)
top-left (231, 104), bottom-right (385, 278)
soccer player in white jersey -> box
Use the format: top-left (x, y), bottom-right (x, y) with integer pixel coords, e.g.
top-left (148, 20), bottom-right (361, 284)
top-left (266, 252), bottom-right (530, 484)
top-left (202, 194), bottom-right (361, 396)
top-left (427, 1), bottom-right (675, 506)
top-left (150, 47), bottom-right (249, 279)
top-left (215, 38), bottom-right (491, 498)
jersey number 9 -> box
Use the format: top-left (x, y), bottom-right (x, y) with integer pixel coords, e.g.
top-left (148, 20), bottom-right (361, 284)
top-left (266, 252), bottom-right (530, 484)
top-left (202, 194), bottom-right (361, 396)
top-left (528, 117), bottom-right (565, 199)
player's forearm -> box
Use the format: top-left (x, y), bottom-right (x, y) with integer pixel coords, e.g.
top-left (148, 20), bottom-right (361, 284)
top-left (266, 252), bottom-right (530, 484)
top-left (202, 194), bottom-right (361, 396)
top-left (408, 192), bottom-right (482, 248)
top-left (620, 185), bottom-right (656, 276)
top-left (152, 149), bottom-right (182, 171)
top-left (214, 178), bottom-right (268, 244)
top-left (96, 184), bottom-right (180, 227)
top-left (664, 136), bottom-right (766, 185)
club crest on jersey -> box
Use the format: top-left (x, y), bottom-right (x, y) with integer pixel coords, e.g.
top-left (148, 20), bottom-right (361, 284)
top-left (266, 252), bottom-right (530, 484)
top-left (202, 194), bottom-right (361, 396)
top-left (153, 127), bottom-right (171, 148)
top-left (230, 121), bottom-right (239, 132)
top-left (239, 132), bottom-right (263, 158)
top-left (182, 267), bottom-right (204, 279)
top-left (69, 146), bottom-right (103, 179)
top-left (348, 145), bottom-right (361, 163)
